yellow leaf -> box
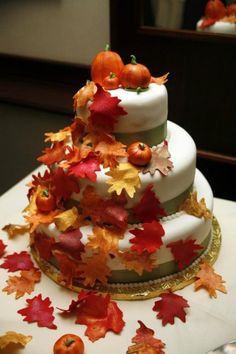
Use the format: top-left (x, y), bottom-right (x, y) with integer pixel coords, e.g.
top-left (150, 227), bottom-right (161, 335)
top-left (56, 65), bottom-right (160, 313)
top-left (119, 251), bottom-right (155, 275)
top-left (87, 226), bottom-right (124, 255)
top-left (2, 224), bottom-right (30, 239)
top-left (44, 128), bottom-right (71, 143)
top-left (179, 191), bottom-right (212, 220)
top-left (0, 331), bottom-right (32, 349)
top-left (54, 207), bottom-right (81, 232)
top-left (106, 162), bottom-right (141, 198)
top-left (80, 253), bottom-right (111, 287)
top-left (24, 209), bottom-right (60, 233)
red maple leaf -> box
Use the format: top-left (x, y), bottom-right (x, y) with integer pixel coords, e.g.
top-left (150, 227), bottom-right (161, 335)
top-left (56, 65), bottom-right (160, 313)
top-left (57, 290), bottom-right (94, 314)
top-left (53, 250), bottom-right (81, 287)
top-left (51, 167), bottom-right (80, 201)
top-left (37, 142), bottom-right (67, 165)
top-left (133, 184), bottom-right (166, 222)
top-left (0, 251), bottom-right (34, 272)
top-left (167, 238), bottom-right (203, 270)
top-left (18, 294), bottom-right (57, 329)
top-left (89, 84), bottom-right (127, 132)
top-left (53, 228), bottom-right (84, 260)
top-left (152, 292), bottom-right (189, 326)
top-left (68, 154), bottom-right (101, 182)
top-left (129, 221), bottom-right (165, 254)
top-left (34, 232), bottom-right (55, 261)
top-left (0, 239), bottom-right (7, 257)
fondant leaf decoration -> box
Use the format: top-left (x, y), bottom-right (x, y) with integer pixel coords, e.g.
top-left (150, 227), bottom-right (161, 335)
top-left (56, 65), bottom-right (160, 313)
top-left (2, 223), bottom-right (30, 239)
top-left (51, 167), bottom-right (80, 201)
top-left (30, 169), bottom-right (52, 190)
top-left (143, 141), bottom-right (173, 176)
top-left (0, 331), bottom-right (32, 350)
top-left (152, 292), bottom-right (189, 326)
top-left (53, 250), bottom-right (81, 287)
top-left (44, 127), bottom-right (71, 143)
top-left (79, 253), bottom-right (111, 287)
top-left (60, 144), bottom-right (92, 169)
top-left (106, 162), bottom-right (141, 198)
top-left (132, 184), bottom-right (166, 222)
top-left (54, 228), bottom-right (84, 260)
top-left (54, 207), bottom-right (81, 232)
top-left (0, 251), bottom-right (34, 272)
top-left (3, 268), bottom-right (41, 299)
top-left (194, 262), bottom-right (227, 298)
top-left (129, 221), bottom-right (165, 254)
top-left (95, 138), bottom-right (127, 168)
top-left (89, 84), bottom-right (127, 132)
top-left (33, 232), bottom-right (55, 261)
top-left (179, 191), bottom-right (212, 220)
top-left (0, 239), bottom-right (7, 257)
top-left (68, 154), bottom-right (101, 182)
top-left (167, 238), bottom-right (203, 270)
top-left (119, 250), bottom-right (155, 275)
top-left (24, 209), bottom-right (60, 233)
top-left (75, 292), bottom-right (125, 342)
top-left (87, 226), bottom-right (124, 255)
top-left (127, 320), bottom-right (165, 354)
top-left (37, 142), bottom-right (67, 165)
top-left (18, 294), bottom-right (57, 329)
top-left (70, 116), bottom-right (86, 145)
top-left (57, 289), bottom-right (92, 315)
top-left (151, 72), bottom-right (169, 85)
top-left (73, 80), bottom-right (96, 110)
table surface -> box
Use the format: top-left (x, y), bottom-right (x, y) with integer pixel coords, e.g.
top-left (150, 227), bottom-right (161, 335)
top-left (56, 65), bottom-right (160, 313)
top-left (0, 166), bottom-right (236, 354)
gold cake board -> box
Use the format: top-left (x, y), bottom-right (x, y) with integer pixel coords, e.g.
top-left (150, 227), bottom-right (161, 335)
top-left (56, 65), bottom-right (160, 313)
top-left (32, 216), bottom-right (221, 301)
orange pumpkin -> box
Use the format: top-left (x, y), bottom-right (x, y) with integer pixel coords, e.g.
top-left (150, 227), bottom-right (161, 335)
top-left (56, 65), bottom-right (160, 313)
top-left (102, 72), bottom-right (120, 90)
top-left (205, 0), bottom-right (226, 20)
top-left (91, 44), bottom-right (124, 86)
top-left (127, 142), bottom-right (152, 166)
top-left (53, 334), bottom-right (84, 354)
top-left (120, 55), bottom-right (151, 89)
top-left (226, 3), bottom-right (236, 15)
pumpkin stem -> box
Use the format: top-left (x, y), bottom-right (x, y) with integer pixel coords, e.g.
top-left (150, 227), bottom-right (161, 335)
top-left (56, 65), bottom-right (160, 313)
top-left (109, 72), bottom-right (116, 78)
top-left (42, 189), bottom-right (49, 197)
top-left (130, 54), bottom-right (137, 65)
top-left (64, 338), bottom-right (75, 347)
top-left (138, 143), bottom-right (145, 150)
top-left (105, 44), bottom-right (110, 51)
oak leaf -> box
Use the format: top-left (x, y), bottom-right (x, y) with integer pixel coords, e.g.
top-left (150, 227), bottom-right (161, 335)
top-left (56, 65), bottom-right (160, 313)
top-left (87, 226), bottom-right (124, 255)
top-left (167, 238), bottom-right (203, 270)
top-left (0, 331), bottom-right (32, 350)
top-left (143, 141), bottom-right (173, 176)
top-left (153, 292), bottom-right (189, 326)
top-left (194, 262), bottom-right (227, 298)
top-left (2, 223), bottom-right (30, 239)
top-left (73, 80), bottom-right (96, 110)
top-left (179, 191), bottom-right (212, 220)
top-left (119, 250), bottom-right (155, 275)
top-left (0, 251), bottom-right (34, 272)
top-left (0, 239), bottom-right (7, 257)
top-left (68, 154), bottom-right (101, 182)
top-left (3, 268), bottom-right (41, 299)
top-left (95, 138), bottom-right (127, 168)
top-left (106, 162), bottom-right (141, 198)
top-left (18, 293), bottom-right (57, 329)
top-left (79, 253), bottom-right (111, 287)
top-left (37, 142), bottom-right (67, 165)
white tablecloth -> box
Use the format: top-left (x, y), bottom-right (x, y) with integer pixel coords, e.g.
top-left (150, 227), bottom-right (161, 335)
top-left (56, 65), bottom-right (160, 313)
top-left (0, 167), bottom-right (236, 354)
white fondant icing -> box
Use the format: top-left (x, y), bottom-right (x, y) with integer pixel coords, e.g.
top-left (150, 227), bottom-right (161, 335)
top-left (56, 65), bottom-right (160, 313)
top-left (197, 19), bottom-right (236, 34)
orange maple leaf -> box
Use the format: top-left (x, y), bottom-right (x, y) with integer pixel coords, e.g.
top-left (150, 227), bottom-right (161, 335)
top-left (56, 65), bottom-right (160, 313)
top-left (73, 80), bottom-right (96, 110)
top-left (179, 191), bottom-right (212, 220)
top-left (194, 262), bottom-right (227, 298)
top-left (87, 226), bottom-right (124, 255)
top-left (119, 250), bottom-right (155, 275)
top-left (79, 253), bottom-right (111, 287)
top-left (24, 210), bottom-right (61, 233)
top-left (37, 142), bottom-right (67, 165)
top-left (53, 250), bottom-right (81, 287)
top-left (3, 268), bottom-right (41, 299)
top-left (44, 126), bottom-right (71, 143)
top-left (151, 72), bottom-right (169, 85)
top-left (2, 224), bottom-right (30, 239)
top-left (95, 138), bottom-right (127, 168)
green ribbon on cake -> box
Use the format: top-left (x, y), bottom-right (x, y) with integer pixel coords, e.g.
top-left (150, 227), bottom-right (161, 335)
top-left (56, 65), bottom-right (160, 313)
top-left (114, 121), bottom-right (167, 146)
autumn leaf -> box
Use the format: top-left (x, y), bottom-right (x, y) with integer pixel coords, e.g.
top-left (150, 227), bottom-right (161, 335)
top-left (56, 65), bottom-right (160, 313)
top-left (167, 238), bottom-right (203, 270)
top-left (53, 250), bottom-right (81, 287)
top-left (2, 223), bottom-right (30, 239)
top-left (0, 239), bottom-right (7, 257)
top-left (119, 250), bottom-right (155, 275)
top-left (87, 226), bottom-right (124, 255)
top-left (54, 207), bottom-right (81, 232)
top-left (151, 72), bottom-right (169, 85)
top-left (24, 209), bottom-right (60, 233)
top-left (37, 142), bottom-right (67, 165)
top-left (106, 162), bottom-right (141, 198)
top-left (54, 228), bottom-right (84, 260)
top-left (194, 262), bottom-right (227, 298)
top-left (89, 84), bottom-right (127, 132)
top-left (51, 167), bottom-right (80, 201)
top-left (73, 80), bottom-right (96, 110)
top-left (0, 251), bottom-right (34, 272)
top-left (70, 117), bottom-right (86, 145)
top-left (33, 232), bottom-right (55, 261)
top-left (3, 268), bottom-right (41, 299)
top-left (127, 320), bottom-right (165, 354)
top-left (132, 184), bottom-right (166, 222)
top-left (143, 141), bottom-right (173, 176)
top-left (0, 331), bottom-right (32, 350)
top-left (153, 292), bottom-right (189, 326)
top-left (44, 126), bottom-right (71, 143)
top-left (179, 191), bottom-right (212, 220)
top-left (129, 221), bottom-right (165, 254)
top-left (68, 154), bottom-right (101, 182)
top-left (61, 144), bottom-right (92, 169)
top-left (95, 138), bottom-right (127, 168)
top-left (79, 253), bottom-right (111, 287)
top-left (18, 293), bottom-right (57, 329)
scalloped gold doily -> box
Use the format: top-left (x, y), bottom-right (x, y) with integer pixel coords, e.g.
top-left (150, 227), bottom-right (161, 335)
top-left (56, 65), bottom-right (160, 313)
top-left (31, 216), bottom-right (221, 301)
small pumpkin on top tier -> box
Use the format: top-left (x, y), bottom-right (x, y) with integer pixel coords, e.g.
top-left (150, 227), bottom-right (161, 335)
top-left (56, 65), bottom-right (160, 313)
top-left (120, 55), bottom-right (151, 89)
top-left (91, 44), bottom-right (124, 86)
top-left (127, 141), bottom-right (152, 166)
top-left (102, 72), bottom-right (120, 90)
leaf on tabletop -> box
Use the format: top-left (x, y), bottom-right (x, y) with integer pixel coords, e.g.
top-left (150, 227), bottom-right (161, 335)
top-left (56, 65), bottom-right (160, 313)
top-left (24, 209), bottom-right (60, 233)
top-left (167, 238), bottom-right (203, 270)
top-left (0, 331), bottom-right (32, 350)
top-left (53, 250), bottom-right (81, 287)
top-left (194, 262), bottom-right (227, 298)
top-left (119, 250), bottom-right (155, 275)
top-left (143, 141), bottom-right (173, 176)
top-left (106, 162), bottom-right (141, 198)
top-left (0, 251), bottom-right (34, 272)
top-left (18, 293), bottom-right (57, 329)
top-left (68, 154), bottom-right (101, 182)
top-left (129, 221), bottom-right (165, 255)
top-left (75, 292), bottom-right (125, 342)
top-left (89, 84), bottom-right (127, 132)
top-left (86, 226), bottom-right (124, 255)
top-left (153, 292), bottom-right (189, 326)
top-left (33, 232), bottom-right (55, 261)
top-left (0, 239), bottom-right (7, 257)
top-left (37, 142), bottom-right (67, 165)
top-left (95, 138), bottom-right (127, 168)
top-left (73, 80), bottom-right (96, 110)
top-left (54, 228), bottom-right (84, 260)
top-left (151, 72), bottom-right (169, 85)
top-left (44, 127), bottom-right (71, 143)
top-left (54, 207), bottom-right (81, 232)
top-left (3, 268), bottom-right (41, 299)
top-left (127, 320), bottom-right (165, 354)
top-left (57, 289), bottom-right (92, 315)
top-left (179, 191), bottom-right (212, 220)
top-left (79, 253), bottom-right (111, 287)
top-left (2, 224), bottom-right (30, 239)
top-left (132, 184), bottom-right (166, 222)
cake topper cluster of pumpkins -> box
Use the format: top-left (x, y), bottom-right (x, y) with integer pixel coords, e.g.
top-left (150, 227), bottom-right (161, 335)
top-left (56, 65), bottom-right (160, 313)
top-left (91, 44), bottom-right (168, 92)
top-left (200, 0), bottom-right (236, 28)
